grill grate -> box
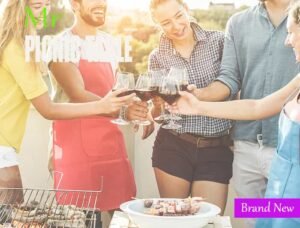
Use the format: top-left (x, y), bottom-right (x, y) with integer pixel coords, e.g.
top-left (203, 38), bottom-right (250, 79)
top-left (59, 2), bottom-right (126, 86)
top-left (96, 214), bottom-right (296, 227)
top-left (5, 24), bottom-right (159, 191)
top-left (0, 186), bottom-right (102, 228)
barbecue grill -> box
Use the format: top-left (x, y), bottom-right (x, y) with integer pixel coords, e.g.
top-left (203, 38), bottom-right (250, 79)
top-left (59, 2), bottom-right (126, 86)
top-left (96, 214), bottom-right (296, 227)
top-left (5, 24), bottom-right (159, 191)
top-left (0, 176), bottom-right (103, 227)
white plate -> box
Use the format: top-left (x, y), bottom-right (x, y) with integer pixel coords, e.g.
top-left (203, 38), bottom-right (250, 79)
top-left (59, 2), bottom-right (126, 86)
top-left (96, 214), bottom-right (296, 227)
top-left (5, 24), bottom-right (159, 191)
top-left (120, 198), bottom-right (221, 228)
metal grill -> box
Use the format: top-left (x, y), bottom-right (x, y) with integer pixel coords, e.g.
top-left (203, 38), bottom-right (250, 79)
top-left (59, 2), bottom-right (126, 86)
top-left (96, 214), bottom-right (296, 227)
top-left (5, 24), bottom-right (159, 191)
top-left (0, 186), bottom-right (102, 228)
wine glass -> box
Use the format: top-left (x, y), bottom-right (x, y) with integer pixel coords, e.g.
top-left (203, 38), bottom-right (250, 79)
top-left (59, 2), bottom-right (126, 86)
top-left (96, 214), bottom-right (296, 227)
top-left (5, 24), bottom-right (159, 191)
top-left (159, 77), bottom-right (182, 129)
top-left (111, 72), bottom-right (135, 125)
top-left (165, 67), bottom-right (189, 121)
top-left (168, 66), bottom-right (189, 91)
top-left (132, 74), bottom-right (154, 126)
top-left (149, 69), bottom-right (169, 122)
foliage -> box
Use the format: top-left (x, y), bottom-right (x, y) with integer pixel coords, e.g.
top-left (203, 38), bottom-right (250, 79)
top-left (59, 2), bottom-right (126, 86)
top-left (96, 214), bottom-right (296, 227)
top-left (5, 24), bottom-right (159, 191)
top-left (118, 6), bottom-right (248, 74)
top-left (0, 0), bottom-right (249, 74)
top-left (192, 6), bottom-right (246, 31)
top-left (119, 33), bottom-right (160, 75)
top-left (39, 7), bottom-right (74, 36)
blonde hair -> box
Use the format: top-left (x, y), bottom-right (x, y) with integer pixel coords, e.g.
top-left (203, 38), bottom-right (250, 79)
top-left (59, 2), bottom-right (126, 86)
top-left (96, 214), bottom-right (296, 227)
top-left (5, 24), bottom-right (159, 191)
top-left (149, 0), bottom-right (184, 10)
top-left (149, 0), bottom-right (187, 23)
top-left (0, 0), bottom-right (35, 62)
top-left (290, 1), bottom-right (300, 24)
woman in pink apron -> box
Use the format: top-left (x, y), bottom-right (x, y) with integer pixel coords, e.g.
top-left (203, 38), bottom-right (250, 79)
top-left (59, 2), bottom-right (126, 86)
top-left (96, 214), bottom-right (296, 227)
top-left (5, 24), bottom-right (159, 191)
top-left (52, 58), bottom-right (136, 211)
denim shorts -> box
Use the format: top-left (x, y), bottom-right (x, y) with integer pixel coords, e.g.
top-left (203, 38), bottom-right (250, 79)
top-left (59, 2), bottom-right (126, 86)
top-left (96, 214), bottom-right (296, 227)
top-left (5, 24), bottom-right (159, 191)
top-left (152, 128), bottom-right (233, 184)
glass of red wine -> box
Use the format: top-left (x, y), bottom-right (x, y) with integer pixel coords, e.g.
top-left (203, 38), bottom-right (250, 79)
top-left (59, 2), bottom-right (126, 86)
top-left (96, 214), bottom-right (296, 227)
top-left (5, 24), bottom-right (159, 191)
top-left (111, 72), bottom-right (135, 125)
top-left (149, 69), bottom-right (169, 122)
top-left (132, 74), bottom-right (154, 126)
top-left (165, 67), bottom-right (189, 121)
top-left (159, 77), bottom-right (182, 129)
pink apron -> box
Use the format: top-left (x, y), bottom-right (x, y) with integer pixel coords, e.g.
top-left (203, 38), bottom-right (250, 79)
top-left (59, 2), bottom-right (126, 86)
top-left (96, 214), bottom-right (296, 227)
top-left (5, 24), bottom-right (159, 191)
top-left (52, 59), bottom-right (136, 211)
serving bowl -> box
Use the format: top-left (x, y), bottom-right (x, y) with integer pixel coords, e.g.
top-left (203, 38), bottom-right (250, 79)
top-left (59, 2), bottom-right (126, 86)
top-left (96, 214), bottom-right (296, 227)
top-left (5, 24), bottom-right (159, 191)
top-left (120, 198), bottom-right (221, 228)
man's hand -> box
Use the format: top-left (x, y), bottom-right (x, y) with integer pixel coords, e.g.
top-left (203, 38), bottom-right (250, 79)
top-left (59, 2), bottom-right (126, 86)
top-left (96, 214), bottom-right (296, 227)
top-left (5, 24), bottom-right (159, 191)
top-left (187, 82), bottom-right (231, 102)
top-left (187, 84), bottom-right (201, 98)
top-left (126, 101), bottom-right (149, 121)
top-left (127, 101), bottom-right (154, 139)
top-left (127, 101), bottom-right (155, 139)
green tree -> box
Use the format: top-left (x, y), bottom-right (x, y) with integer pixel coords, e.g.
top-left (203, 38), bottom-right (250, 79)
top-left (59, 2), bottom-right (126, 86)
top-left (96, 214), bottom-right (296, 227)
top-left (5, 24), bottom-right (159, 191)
top-left (124, 6), bottom-right (249, 74)
top-left (119, 33), bottom-right (159, 75)
top-left (39, 6), bottom-right (74, 36)
top-left (116, 16), bottom-right (134, 33)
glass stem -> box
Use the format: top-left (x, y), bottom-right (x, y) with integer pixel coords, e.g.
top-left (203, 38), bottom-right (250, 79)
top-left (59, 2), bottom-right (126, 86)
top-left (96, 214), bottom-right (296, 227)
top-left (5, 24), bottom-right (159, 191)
top-left (160, 103), bottom-right (165, 116)
top-left (120, 106), bottom-right (126, 120)
top-left (170, 112), bottom-right (175, 124)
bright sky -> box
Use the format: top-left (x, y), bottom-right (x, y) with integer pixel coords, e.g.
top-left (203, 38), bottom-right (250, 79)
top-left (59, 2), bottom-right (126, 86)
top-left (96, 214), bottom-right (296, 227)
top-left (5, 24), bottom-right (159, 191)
top-left (61, 0), bottom-right (258, 10)
top-left (108, 0), bottom-right (258, 10)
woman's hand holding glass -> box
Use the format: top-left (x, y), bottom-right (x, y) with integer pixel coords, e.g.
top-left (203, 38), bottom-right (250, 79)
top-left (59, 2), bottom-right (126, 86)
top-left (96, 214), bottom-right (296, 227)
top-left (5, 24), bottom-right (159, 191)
top-left (159, 77), bottom-right (182, 129)
top-left (100, 89), bottom-right (135, 116)
top-left (159, 66), bottom-right (190, 121)
top-left (166, 91), bottom-right (201, 116)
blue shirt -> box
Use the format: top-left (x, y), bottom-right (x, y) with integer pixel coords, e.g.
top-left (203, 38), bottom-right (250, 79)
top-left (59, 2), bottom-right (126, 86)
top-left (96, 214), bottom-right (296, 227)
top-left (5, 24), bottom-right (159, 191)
top-left (216, 3), bottom-right (299, 147)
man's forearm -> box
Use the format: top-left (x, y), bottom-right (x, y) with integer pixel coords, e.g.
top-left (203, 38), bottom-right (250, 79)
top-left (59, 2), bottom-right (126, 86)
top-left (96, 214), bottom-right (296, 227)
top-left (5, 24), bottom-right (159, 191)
top-left (194, 81), bottom-right (231, 101)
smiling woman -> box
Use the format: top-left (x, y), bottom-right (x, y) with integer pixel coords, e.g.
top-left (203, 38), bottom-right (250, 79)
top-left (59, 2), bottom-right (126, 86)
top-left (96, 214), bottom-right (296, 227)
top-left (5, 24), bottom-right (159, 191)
top-left (148, 0), bottom-right (233, 216)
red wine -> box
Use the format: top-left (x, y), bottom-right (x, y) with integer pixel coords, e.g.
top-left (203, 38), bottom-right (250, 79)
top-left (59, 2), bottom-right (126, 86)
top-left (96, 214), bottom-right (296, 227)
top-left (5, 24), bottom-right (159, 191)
top-left (150, 86), bottom-right (160, 96)
top-left (159, 93), bottom-right (180, 105)
top-left (135, 89), bottom-right (155, 101)
top-left (180, 84), bottom-right (188, 91)
top-left (112, 89), bottom-right (135, 97)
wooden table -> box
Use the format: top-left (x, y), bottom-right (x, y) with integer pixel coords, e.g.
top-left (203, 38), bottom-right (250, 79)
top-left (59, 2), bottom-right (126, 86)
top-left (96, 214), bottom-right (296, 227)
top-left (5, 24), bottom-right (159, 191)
top-left (109, 211), bottom-right (232, 228)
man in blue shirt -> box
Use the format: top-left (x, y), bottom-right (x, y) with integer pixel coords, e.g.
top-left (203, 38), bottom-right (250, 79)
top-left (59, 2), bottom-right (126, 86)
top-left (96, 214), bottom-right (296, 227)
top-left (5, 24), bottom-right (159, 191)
top-left (191, 0), bottom-right (298, 227)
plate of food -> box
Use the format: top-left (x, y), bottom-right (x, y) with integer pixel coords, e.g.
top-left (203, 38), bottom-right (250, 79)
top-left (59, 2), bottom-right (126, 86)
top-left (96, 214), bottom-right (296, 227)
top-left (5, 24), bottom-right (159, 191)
top-left (120, 197), bottom-right (221, 228)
